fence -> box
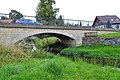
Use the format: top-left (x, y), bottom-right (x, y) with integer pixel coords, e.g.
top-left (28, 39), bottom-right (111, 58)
top-left (0, 13), bottom-right (93, 27)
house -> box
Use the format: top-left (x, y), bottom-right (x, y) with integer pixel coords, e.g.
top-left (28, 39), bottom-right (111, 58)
top-left (0, 19), bottom-right (15, 24)
top-left (92, 15), bottom-right (120, 29)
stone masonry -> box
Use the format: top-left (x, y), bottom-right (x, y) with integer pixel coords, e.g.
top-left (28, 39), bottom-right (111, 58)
top-left (82, 37), bottom-right (120, 46)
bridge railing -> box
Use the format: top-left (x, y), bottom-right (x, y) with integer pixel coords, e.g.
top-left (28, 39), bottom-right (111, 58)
top-left (0, 23), bottom-right (120, 32)
top-left (38, 18), bottom-right (93, 27)
top-left (0, 13), bottom-right (93, 27)
top-left (48, 19), bottom-right (93, 27)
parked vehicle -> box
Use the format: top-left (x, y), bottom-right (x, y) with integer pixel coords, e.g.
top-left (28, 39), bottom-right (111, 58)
top-left (15, 18), bottom-right (43, 25)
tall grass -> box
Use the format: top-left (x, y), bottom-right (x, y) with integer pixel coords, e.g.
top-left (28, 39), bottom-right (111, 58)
top-left (0, 44), bottom-right (31, 67)
top-left (31, 49), bottom-right (54, 59)
top-left (60, 44), bottom-right (120, 67)
top-left (60, 44), bottom-right (120, 59)
top-left (0, 56), bottom-right (120, 80)
top-left (0, 44), bottom-right (120, 80)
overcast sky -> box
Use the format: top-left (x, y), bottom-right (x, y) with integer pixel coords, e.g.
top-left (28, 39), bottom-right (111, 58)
top-left (0, 0), bottom-right (120, 21)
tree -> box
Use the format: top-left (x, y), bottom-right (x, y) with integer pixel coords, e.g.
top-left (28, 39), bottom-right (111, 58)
top-left (9, 10), bottom-right (23, 20)
top-left (1, 16), bottom-right (8, 20)
top-left (34, 36), bottom-right (61, 49)
top-left (56, 15), bottom-right (64, 26)
top-left (36, 0), bottom-right (59, 25)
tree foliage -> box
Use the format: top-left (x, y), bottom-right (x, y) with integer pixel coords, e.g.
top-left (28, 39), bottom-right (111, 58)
top-left (56, 15), bottom-right (64, 26)
top-left (36, 0), bottom-right (59, 24)
top-left (0, 16), bottom-right (8, 20)
top-left (9, 10), bottom-right (23, 20)
top-left (35, 37), bottom-right (61, 49)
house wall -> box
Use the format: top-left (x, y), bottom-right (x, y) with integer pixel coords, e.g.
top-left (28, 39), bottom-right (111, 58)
top-left (111, 24), bottom-right (120, 29)
top-left (95, 24), bottom-right (120, 29)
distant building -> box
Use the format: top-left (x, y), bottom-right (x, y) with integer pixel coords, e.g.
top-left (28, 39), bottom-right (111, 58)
top-left (0, 19), bottom-right (14, 24)
top-left (92, 15), bottom-right (120, 29)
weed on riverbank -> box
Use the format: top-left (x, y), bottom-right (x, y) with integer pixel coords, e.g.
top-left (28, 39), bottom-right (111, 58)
top-left (60, 44), bottom-right (120, 59)
top-left (0, 56), bottom-right (120, 80)
top-left (0, 44), bottom-right (31, 67)
top-left (0, 44), bottom-right (120, 80)
top-left (60, 44), bottom-right (120, 67)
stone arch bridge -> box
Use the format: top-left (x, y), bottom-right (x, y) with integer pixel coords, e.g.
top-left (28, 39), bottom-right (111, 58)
top-left (0, 24), bottom-right (119, 46)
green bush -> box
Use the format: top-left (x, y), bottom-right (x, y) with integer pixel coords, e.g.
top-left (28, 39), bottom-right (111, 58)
top-left (35, 37), bottom-right (61, 49)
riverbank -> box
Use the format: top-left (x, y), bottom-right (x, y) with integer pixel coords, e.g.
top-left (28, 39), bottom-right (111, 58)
top-left (60, 44), bottom-right (120, 67)
top-left (0, 44), bottom-right (120, 80)
top-left (0, 56), bottom-right (120, 80)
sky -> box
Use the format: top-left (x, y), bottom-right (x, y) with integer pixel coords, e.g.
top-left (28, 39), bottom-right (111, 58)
top-left (0, 0), bottom-right (120, 21)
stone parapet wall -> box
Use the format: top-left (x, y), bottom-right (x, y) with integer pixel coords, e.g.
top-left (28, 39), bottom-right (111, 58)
top-left (0, 23), bottom-right (120, 32)
top-left (82, 37), bottom-right (120, 46)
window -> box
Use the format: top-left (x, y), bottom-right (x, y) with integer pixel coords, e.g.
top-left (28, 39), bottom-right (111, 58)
top-left (116, 24), bottom-right (119, 28)
top-left (116, 19), bottom-right (119, 21)
top-left (111, 19), bottom-right (114, 21)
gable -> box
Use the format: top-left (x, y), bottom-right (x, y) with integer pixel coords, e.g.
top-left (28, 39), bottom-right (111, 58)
top-left (92, 15), bottom-right (120, 27)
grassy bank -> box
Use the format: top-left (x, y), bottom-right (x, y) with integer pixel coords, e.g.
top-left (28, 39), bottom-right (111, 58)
top-left (98, 32), bottom-right (120, 38)
top-left (0, 44), bottom-right (120, 80)
top-left (60, 45), bottom-right (120, 67)
top-left (0, 56), bottom-right (120, 80)
top-left (60, 44), bottom-right (120, 59)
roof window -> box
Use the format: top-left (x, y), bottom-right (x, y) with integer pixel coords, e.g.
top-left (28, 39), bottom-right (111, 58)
top-left (111, 19), bottom-right (114, 21)
top-left (116, 19), bottom-right (119, 21)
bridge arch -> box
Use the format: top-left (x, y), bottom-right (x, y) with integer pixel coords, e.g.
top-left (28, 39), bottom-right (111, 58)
top-left (0, 24), bottom-right (118, 47)
top-left (13, 30), bottom-right (77, 46)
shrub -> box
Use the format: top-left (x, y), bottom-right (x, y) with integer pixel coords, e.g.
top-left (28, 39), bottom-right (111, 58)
top-left (0, 44), bottom-right (31, 67)
top-left (35, 37), bottom-right (61, 49)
